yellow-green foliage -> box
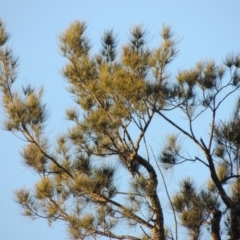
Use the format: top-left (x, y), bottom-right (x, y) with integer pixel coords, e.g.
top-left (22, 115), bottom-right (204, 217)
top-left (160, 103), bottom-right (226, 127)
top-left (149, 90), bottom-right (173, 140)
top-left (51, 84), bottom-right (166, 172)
top-left (231, 179), bottom-right (240, 201)
top-left (67, 214), bottom-right (94, 238)
top-left (2, 17), bottom-right (240, 240)
top-left (59, 21), bottom-right (90, 58)
top-left (217, 161), bottom-right (229, 182)
top-left (35, 177), bottom-right (54, 199)
top-left (15, 188), bottom-right (31, 205)
top-left (172, 178), bottom-right (217, 238)
top-left (22, 143), bottom-right (46, 172)
top-left (177, 69), bottom-right (199, 87)
top-left (214, 145), bottom-right (225, 158)
top-left (15, 188), bottom-right (36, 218)
top-left (207, 178), bottom-right (216, 192)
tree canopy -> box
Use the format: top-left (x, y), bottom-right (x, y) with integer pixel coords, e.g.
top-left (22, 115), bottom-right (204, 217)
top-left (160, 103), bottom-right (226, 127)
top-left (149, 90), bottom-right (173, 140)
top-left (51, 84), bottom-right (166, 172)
top-left (1, 19), bottom-right (240, 240)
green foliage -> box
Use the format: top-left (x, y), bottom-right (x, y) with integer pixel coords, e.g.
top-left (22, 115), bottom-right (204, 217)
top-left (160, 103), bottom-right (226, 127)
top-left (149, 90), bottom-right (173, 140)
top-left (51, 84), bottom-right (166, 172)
top-left (35, 177), bottom-right (54, 199)
top-left (100, 29), bottom-right (117, 63)
top-left (160, 134), bottom-right (181, 167)
top-left (22, 143), bottom-right (47, 172)
top-left (59, 21), bottom-right (90, 58)
top-left (1, 18), bottom-right (240, 240)
top-left (172, 178), bottom-right (218, 239)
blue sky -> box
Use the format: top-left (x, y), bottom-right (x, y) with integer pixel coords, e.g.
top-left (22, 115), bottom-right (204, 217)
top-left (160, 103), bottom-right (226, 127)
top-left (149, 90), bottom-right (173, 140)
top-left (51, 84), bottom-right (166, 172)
top-left (1, 1), bottom-right (240, 240)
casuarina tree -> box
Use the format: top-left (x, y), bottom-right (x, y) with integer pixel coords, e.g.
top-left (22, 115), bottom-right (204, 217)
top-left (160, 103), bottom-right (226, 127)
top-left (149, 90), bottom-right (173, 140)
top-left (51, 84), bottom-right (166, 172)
top-left (1, 19), bottom-right (240, 239)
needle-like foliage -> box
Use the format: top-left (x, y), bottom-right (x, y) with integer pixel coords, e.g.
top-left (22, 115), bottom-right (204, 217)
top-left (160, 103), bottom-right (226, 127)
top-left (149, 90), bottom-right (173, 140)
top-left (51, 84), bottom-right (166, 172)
top-left (1, 18), bottom-right (240, 240)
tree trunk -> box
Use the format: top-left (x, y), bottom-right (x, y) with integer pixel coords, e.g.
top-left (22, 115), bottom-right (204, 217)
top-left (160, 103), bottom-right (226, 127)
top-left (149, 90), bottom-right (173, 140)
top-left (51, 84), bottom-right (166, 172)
top-left (229, 206), bottom-right (240, 240)
top-left (211, 209), bottom-right (222, 240)
top-left (151, 192), bottom-right (165, 240)
top-left (136, 154), bottom-right (165, 240)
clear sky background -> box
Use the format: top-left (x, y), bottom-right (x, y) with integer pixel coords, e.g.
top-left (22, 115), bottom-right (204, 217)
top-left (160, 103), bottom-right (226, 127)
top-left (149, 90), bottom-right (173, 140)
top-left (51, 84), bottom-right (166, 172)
top-left (1, 1), bottom-right (240, 240)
